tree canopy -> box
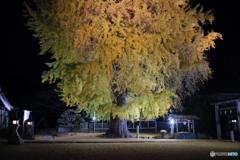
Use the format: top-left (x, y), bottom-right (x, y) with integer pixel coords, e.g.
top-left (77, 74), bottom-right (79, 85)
top-left (24, 0), bottom-right (222, 121)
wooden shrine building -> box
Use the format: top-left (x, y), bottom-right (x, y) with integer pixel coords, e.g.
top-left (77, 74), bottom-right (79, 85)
top-left (168, 114), bottom-right (199, 139)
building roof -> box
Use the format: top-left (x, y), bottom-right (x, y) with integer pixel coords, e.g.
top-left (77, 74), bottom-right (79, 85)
top-left (214, 93), bottom-right (240, 101)
top-left (210, 99), bottom-right (240, 105)
top-left (0, 87), bottom-right (14, 111)
top-left (168, 114), bottom-right (199, 120)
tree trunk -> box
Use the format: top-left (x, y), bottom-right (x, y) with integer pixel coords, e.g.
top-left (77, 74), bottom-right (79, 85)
top-left (105, 117), bottom-right (134, 138)
top-left (108, 79), bottom-right (132, 138)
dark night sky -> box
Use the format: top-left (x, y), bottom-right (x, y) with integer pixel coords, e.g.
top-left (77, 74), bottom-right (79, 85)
top-left (1, 0), bottom-right (240, 107)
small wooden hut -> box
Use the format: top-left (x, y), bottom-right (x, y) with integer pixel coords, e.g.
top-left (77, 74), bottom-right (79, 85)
top-left (168, 114), bottom-right (199, 139)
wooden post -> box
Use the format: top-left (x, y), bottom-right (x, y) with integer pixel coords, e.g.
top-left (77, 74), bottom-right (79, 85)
top-left (176, 119), bottom-right (178, 135)
top-left (170, 123), bottom-right (174, 137)
top-left (215, 104), bottom-right (221, 139)
top-left (236, 100), bottom-right (240, 140)
top-left (136, 125), bottom-right (139, 138)
top-left (140, 120), bottom-right (142, 132)
top-left (192, 120), bottom-right (195, 135)
top-left (93, 112), bottom-right (95, 133)
top-left (155, 119), bottom-right (157, 132)
top-left (102, 120), bottom-right (103, 131)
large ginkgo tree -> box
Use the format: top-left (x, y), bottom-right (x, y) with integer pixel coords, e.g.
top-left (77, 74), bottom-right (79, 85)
top-left (24, 0), bottom-right (222, 137)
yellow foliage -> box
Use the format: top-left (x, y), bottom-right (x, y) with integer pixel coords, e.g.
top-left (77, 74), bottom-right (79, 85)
top-left (25, 0), bottom-right (222, 121)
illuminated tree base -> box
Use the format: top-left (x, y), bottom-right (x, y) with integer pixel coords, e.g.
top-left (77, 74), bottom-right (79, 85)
top-left (105, 117), bottom-right (134, 138)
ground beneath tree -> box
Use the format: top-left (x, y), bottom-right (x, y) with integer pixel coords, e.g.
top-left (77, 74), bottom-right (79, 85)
top-left (33, 132), bottom-right (162, 141)
top-left (1, 135), bottom-right (239, 160)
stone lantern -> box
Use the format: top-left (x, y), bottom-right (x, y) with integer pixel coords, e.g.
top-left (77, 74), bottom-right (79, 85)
top-left (7, 117), bottom-right (24, 144)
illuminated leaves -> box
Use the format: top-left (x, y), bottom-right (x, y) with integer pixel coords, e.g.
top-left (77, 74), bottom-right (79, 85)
top-left (25, 0), bottom-right (222, 121)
